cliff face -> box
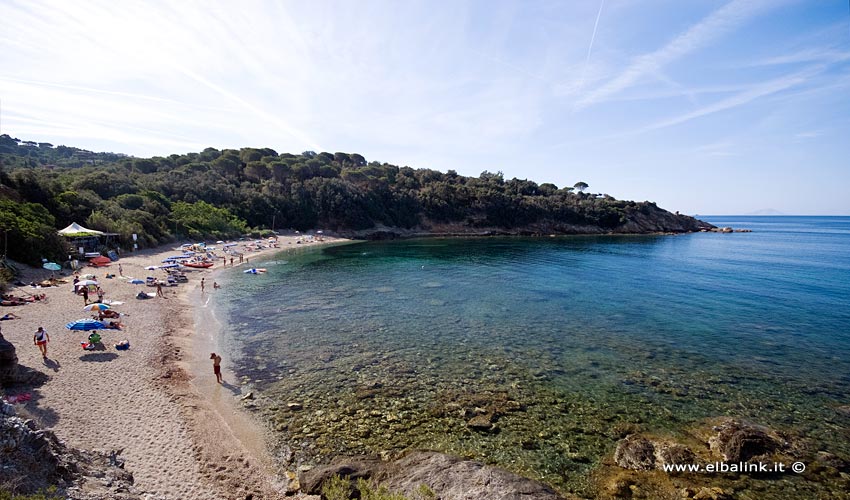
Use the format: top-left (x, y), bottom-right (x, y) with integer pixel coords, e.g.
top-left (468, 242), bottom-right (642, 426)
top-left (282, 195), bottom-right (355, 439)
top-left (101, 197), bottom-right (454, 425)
top-left (339, 206), bottom-right (714, 240)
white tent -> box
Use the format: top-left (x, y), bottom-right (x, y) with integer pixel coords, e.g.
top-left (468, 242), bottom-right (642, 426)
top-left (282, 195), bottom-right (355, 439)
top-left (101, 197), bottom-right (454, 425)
top-left (57, 222), bottom-right (104, 236)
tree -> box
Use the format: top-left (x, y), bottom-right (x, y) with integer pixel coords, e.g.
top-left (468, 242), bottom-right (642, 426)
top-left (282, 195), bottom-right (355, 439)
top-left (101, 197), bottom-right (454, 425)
top-left (170, 201), bottom-right (247, 239)
top-left (573, 181), bottom-right (589, 193)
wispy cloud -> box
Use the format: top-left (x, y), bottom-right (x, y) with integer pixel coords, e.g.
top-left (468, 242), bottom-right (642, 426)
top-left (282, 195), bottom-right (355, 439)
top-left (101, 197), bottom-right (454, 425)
top-left (638, 65), bottom-right (820, 133)
top-left (575, 0), bottom-right (786, 109)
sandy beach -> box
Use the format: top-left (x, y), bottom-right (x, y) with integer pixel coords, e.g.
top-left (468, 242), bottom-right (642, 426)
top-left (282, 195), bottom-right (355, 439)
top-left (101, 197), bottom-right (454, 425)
top-left (2, 234), bottom-right (345, 499)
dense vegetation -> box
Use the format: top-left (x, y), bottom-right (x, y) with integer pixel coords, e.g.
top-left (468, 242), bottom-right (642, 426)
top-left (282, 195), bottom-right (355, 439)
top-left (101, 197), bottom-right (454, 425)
top-left (0, 134), bottom-right (691, 266)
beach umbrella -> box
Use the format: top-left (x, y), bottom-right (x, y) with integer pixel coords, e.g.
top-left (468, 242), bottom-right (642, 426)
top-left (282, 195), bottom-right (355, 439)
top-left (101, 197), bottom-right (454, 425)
top-left (145, 265), bottom-right (158, 270)
top-left (66, 319), bottom-right (106, 331)
top-left (78, 279), bottom-right (99, 286)
top-left (83, 303), bottom-right (110, 311)
top-left (42, 262), bottom-right (61, 271)
top-left (129, 278), bottom-right (144, 284)
top-left (160, 263), bottom-right (179, 268)
top-left (104, 301), bottom-right (123, 305)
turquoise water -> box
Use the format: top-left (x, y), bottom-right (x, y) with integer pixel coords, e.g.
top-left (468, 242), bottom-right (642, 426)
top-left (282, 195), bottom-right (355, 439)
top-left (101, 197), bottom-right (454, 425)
top-left (211, 216), bottom-right (850, 496)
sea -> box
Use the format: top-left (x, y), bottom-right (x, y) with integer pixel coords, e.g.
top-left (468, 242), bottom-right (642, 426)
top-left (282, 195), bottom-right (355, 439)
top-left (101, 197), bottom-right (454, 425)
top-left (204, 216), bottom-right (850, 497)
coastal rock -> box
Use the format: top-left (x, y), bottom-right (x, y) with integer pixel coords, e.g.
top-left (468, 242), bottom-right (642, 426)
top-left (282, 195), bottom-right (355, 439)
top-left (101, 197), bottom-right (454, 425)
top-left (467, 413), bottom-right (497, 433)
top-left (301, 451), bottom-right (571, 500)
top-left (287, 402), bottom-right (303, 411)
top-left (836, 405), bottom-right (850, 418)
top-left (377, 451), bottom-right (570, 500)
top-left (0, 330), bottom-right (19, 387)
top-left (1, 410), bottom-right (139, 499)
top-left (655, 442), bottom-right (697, 468)
top-left (613, 435), bottom-right (697, 472)
top-left (614, 435), bottom-right (656, 470)
top-left (299, 456), bottom-right (382, 494)
top-left (708, 418), bottom-right (784, 462)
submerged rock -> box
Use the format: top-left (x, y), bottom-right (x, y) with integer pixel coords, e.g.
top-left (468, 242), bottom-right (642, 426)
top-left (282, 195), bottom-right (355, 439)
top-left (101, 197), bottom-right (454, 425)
top-left (300, 451), bottom-right (570, 499)
top-left (614, 435), bottom-right (656, 470)
top-left (708, 418), bottom-right (784, 462)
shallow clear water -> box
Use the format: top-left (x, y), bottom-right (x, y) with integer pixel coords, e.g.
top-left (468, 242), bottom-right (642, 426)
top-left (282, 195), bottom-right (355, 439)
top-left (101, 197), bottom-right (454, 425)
top-left (210, 217), bottom-right (850, 496)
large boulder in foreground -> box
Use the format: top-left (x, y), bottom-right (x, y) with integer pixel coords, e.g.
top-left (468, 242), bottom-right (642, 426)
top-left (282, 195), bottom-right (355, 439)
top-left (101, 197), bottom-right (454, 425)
top-left (1, 400), bottom-right (139, 499)
top-left (301, 450), bottom-right (571, 500)
top-left (0, 331), bottom-right (18, 387)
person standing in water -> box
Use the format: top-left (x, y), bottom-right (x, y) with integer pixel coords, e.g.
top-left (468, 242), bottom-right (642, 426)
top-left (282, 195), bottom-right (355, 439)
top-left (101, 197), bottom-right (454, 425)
top-left (210, 352), bottom-right (222, 383)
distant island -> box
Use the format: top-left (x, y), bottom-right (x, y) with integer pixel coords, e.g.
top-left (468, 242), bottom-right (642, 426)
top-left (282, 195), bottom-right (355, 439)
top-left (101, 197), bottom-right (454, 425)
top-left (0, 134), bottom-right (712, 266)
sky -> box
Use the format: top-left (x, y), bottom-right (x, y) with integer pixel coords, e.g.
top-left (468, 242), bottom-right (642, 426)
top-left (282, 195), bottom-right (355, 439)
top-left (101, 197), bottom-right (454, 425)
top-left (1, 0), bottom-right (849, 215)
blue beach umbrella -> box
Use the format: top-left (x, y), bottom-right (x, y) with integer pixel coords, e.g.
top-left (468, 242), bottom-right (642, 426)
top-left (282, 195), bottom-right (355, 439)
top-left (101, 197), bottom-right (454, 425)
top-left (42, 262), bottom-right (61, 271)
top-left (66, 319), bottom-right (107, 331)
top-left (129, 278), bottom-right (144, 284)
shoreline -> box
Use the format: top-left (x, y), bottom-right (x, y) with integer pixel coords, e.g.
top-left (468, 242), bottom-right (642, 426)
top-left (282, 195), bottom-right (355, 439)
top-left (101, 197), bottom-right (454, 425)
top-left (3, 235), bottom-right (348, 499)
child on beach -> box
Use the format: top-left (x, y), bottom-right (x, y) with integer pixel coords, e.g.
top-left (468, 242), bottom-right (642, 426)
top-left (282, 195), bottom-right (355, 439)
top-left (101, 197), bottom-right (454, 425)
top-left (33, 327), bottom-right (49, 359)
top-left (210, 352), bottom-right (222, 383)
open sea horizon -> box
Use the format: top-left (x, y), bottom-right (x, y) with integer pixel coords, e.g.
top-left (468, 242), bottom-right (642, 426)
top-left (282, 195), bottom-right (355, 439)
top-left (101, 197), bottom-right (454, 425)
top-left (206, 215), bottom-right (850, 497)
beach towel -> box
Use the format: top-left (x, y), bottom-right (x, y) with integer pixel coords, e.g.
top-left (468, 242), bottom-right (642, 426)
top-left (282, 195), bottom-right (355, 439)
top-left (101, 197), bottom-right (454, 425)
top-left (4, 393), bottom-right (32, 404)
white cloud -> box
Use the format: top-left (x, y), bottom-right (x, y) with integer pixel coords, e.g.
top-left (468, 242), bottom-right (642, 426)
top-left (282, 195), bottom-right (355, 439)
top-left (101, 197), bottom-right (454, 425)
top-left (574, 0), bottom-right (788, 109)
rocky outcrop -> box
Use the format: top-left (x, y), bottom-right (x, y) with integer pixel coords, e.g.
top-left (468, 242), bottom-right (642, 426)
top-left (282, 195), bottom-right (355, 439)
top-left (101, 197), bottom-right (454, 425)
top-left (613, 418), bottom-right (790, 473)
top-left (708, 418), bottom-right (786, 462)
top-left (0, 331), bottom-right (19, 387)
top-left (300, 450), bottom-right (572, 500)
top-left (614, 435), bottom-right (696, 471)
top-left (1, 400), bottom-right (140, 499)
top-left (337, 207), bottom-right (714, 240)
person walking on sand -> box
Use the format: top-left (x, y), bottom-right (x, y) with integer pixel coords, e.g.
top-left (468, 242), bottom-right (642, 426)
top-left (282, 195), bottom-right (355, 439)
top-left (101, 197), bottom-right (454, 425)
top-left (230, 256), bottom-right (234, 266)
top-left (210, 352), bottom-right (222, 383)
top-left (200, 278), bottom-right (205, 294)
top-left (81, 286), bottom-right (89, 305)
top-left (118, 263), bottom-right (123, 276)
top-left (156, 281), bottom-right (166, 298)
top-left (34, 327), bottom-right (50, 359)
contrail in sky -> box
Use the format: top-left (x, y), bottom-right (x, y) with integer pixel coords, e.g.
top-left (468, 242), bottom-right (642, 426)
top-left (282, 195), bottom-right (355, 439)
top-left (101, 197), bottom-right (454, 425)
top-left (586, 0), bottom-right (606, 66)
top-left (574, 0), bottom-right (606, 107)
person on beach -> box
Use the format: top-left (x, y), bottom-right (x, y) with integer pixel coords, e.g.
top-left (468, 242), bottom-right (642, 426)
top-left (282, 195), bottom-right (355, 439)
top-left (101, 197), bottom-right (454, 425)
top-left (200, 278), bottom-right (205, 294)
top-left (155, 282), bottom-right (166, 298)
top-left (230, 256), bottom-right (234, 266)
top-left (1, 313), bottom-right (21, 320)
top-left (213, 281), bottom-right (220, 289)
top-left (73, 276), bottom-right (80, 293)
top-left (34, 327), bottom-right (49, 358)
top-left (96, 286), bottom-right (105, 303)
top-left (118, 263), bottom-right (123, 276)
top-left (81, 287), bottom-right (89, 305)
top-left (210, 352), bottom-right (222, 383)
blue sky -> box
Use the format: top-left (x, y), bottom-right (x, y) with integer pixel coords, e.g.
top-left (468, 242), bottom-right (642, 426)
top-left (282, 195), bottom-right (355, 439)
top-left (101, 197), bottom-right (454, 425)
top-left (1, 0), bottom-right (849, 215)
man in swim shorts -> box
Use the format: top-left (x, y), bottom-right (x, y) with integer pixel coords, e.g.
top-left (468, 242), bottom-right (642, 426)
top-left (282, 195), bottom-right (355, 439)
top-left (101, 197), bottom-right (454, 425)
top-left (34, 326), bottom-right (49, 359)
top-left (210, 352), bottom-right (222, 383)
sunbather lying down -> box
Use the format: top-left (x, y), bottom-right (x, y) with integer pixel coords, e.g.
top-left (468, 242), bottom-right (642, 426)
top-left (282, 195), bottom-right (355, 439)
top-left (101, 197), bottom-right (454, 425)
top-left (105, 321), bottom-right (124, 329)
top-left (0, 313), bottom-right (21, 320)
top-left (98, 309), bottom-right (120, 319)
